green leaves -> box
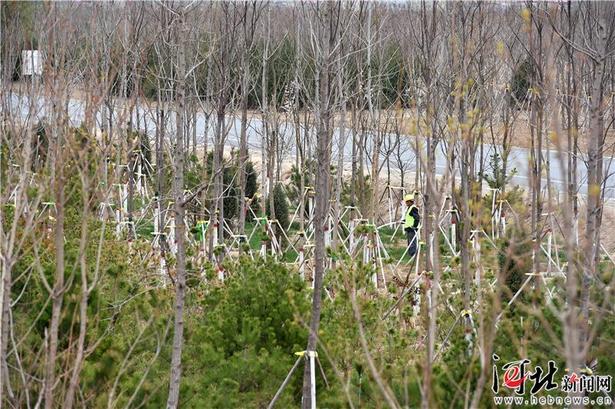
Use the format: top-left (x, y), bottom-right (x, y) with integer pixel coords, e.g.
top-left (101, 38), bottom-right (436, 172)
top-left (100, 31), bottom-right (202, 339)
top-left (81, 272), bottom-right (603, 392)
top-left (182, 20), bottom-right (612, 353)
top-left (179, 258), bottom-right (308, 407)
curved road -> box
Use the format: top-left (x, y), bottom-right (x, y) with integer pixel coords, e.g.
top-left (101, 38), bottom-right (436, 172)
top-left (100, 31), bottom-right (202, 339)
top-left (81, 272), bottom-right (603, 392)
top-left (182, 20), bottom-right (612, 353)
top-left (7, 92), bottom-right (615, 200)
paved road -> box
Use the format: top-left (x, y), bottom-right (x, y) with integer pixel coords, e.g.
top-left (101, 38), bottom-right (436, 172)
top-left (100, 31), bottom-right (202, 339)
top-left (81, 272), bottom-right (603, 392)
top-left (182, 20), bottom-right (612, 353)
top-left (7, 93), bottom-right (615, 199)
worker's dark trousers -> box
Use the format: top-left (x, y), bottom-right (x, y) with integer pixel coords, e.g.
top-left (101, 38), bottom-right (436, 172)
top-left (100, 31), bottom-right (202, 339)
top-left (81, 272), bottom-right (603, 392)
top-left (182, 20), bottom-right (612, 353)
top-left (405, 228), bottom-right (417, 258)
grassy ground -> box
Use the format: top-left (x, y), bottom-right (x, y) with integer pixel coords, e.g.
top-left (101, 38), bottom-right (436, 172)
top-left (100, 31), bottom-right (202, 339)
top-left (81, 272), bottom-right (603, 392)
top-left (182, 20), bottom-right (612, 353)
top-left (133, 210), bottom-right (422, 271)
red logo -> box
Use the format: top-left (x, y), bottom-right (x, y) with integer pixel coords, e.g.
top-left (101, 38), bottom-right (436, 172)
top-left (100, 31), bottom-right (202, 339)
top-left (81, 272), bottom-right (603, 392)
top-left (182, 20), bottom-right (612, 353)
top-left (503, 365), bottom-right (528, 389)
top-left (492, 355), bottom-right (558, 395)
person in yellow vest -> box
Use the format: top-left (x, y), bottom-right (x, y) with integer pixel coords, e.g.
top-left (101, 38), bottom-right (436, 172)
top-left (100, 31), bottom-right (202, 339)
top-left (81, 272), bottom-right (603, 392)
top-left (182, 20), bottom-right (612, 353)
top-left (403, 193), bottom-right (420, 258)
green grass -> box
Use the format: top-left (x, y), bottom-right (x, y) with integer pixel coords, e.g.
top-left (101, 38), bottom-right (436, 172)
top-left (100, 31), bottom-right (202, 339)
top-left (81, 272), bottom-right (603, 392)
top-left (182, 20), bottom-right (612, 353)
top-left (136, 221), bottom-right (154, 239)
top-left (133, 212), bottom-right (411, 265)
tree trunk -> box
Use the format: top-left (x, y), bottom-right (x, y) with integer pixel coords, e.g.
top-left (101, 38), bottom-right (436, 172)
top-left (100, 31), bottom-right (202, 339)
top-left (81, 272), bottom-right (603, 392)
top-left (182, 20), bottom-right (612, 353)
top-left (44, 143), bottom-right (65, 409)
top-left (166, 13), bottom-right (187, 408)
top-left (238, 53), bottom-right (250, 236)
top-left (302, 5), bottom-right (334, 406)
top-left (63, 185), bottom-right (91, 409)
top-left (333, 54), bottom-right (346, 256)
top-left (582, 50), bottom-right (605, 343)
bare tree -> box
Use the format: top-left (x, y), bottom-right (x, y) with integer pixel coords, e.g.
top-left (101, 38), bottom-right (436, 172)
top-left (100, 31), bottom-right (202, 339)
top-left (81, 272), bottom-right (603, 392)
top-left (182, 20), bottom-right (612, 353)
top-left (237, 1), bottom-right (261, 237)
top-left (300, 2), bottom-right (343, 407)
top-left (166, 5), bottom-right (188, 407)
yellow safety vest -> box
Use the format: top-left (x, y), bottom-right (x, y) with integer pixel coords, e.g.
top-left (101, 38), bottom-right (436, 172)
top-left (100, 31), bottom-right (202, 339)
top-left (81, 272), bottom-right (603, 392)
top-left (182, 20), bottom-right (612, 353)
top-left (404, 205), bottom-right (417, 229)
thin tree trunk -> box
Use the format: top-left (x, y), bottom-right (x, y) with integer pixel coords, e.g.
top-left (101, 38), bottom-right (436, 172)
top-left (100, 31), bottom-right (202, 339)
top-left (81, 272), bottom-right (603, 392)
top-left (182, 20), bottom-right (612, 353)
top-left (302, 4), bottom-right (335, 406)
top-left (583, 48), bottom-right (605, 342)
top-left (63, 183), bottom-right (90, 409)
top-left (44, 139), bottom-right (65, 409)
top-left (333, 53), bottom-right (346, 255)
top-left (166, 12), bottom-right (187, 408)
top-left (350, 104), bottom-right (357, 212)
top-left (238, 53), bottom-right (250, 236)
top-left (44, 47), bottom-right (66, 405)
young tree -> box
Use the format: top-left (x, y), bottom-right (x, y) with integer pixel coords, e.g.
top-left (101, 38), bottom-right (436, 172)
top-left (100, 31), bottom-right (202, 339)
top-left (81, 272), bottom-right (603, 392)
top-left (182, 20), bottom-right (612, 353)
top-left (300, 2), bottom-right (342, 407)
top-left (237, 1), bottom-right (261, 236)
top-left (166, 4), bottom-right (188, 407)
